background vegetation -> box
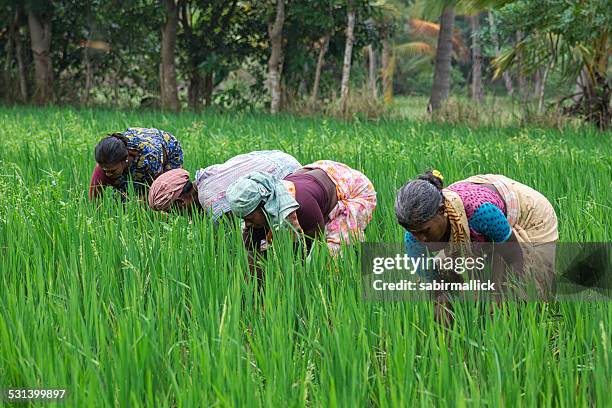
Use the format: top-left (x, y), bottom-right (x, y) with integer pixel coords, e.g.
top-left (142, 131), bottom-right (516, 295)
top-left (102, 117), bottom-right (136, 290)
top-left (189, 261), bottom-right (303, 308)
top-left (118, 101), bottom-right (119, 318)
top-left (1, 0), bottom-right (610, 128)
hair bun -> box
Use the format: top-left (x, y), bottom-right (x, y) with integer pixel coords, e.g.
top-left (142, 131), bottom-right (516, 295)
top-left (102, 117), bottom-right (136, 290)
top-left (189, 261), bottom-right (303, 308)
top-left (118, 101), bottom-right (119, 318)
top-left (109, 133), bottom-right (128, 146)
top-left (417, 170), bottom-right (444, 190)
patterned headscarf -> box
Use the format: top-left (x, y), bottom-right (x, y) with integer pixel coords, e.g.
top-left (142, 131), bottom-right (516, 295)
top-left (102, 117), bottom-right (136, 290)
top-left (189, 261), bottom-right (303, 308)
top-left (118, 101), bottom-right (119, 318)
top-left (226, 171), bottom-right (299, 228)
top-left (148, 169), bottom-right (190, 211)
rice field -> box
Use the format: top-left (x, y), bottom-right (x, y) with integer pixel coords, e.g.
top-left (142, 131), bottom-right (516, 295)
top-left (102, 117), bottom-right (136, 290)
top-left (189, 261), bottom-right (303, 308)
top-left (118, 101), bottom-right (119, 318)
top-left (0, 106), bottom-right (610, 407)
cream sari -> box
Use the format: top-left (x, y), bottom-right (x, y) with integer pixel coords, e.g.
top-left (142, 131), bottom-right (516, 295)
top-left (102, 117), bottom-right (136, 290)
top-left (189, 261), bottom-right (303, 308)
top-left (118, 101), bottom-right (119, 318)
top-left (443, 174), bottom-right (559, 298)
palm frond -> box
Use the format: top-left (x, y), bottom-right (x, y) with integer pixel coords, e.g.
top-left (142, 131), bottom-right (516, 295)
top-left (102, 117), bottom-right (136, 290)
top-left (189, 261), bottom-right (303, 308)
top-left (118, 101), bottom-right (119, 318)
top-left (395, 41), bottom-right (435, 57)
top-left (407, 18), bottom-right (468, 61)
top-left (451, 28), bottom-right (468, 61)
top-left (407, 19), bottom-right (440, 39)
top-left (492, 47), bottom-right (518, 79)
top-left (493, 32), bottom-right (602, 83)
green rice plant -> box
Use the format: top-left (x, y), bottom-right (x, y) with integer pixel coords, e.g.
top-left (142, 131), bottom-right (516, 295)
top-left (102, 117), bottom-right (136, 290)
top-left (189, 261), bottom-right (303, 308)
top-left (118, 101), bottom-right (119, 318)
top-left (0, 105), bottom-right (610, 407)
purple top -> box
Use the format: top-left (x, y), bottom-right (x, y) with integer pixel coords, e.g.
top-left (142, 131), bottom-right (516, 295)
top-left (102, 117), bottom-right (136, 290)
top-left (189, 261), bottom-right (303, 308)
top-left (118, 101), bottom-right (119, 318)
top-left (447, 182), bottom-right (508, 242)
top-left (244, 169), bottom-right (337, 253)
top-left (285, 169), bottom-right (336, 237)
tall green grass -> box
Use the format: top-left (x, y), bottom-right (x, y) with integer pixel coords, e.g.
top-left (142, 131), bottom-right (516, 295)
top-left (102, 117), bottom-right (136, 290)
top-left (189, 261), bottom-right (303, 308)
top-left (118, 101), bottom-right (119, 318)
top-left (0, 106), bottom-right (610, 407)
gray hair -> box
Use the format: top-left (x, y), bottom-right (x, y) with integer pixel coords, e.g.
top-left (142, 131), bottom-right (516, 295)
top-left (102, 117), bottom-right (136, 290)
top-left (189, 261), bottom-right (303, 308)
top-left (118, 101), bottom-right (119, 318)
top-left (395, 179), bottom-right (443, 229)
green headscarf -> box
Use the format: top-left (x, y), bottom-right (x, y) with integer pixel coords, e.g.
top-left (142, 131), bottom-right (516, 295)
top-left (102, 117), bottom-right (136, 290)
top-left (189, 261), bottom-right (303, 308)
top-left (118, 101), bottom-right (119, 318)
top-left (226, 171), bottom-right (299, 228)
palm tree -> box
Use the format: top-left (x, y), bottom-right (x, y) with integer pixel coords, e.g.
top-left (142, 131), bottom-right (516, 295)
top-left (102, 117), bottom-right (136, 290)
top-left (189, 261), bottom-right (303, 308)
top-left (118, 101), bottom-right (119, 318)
top-left (374, 0), bottom-right (466, 105)
top-left (428, 2), bottom-right (456, 112)
top-left (386, 19), bottom-right (467, 105)
top-left (396, 0), bottom-right (468, 112)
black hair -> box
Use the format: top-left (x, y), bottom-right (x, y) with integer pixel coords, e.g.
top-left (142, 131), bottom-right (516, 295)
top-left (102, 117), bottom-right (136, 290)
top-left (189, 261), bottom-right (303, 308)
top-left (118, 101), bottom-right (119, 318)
top-left (417, 170), bottom-right (444, 190)
top-left (181, 180), bottom-right (193, 196)
top-left (95, 133), bottom-right (129, 165)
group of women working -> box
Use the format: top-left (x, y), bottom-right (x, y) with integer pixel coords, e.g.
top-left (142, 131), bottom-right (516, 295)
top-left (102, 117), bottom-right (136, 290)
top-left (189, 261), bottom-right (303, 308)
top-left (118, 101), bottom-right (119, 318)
top-left (90, 127), bottom-right (558, 296)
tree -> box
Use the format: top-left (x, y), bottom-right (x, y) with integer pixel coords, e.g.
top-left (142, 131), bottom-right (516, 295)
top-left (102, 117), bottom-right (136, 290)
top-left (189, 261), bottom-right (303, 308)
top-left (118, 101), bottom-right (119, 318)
top-left (311, 34), bottom-right (330, 103)
top-left (366, 44), bottom-right (377, 98)
top-left (469, 14), bottom-right (483, 102)
top-left (462, 0), bottom-right (611, 129)
top-left (486, 11), bottom-right (513, 96)
top-left (160, 0), bottom-right (180, 112)
top-left (15, 12), bottom-right (28, 103)
top-left (514, 30), bottom-right (527, 104)
top-left (3, 7), bottom-right (17, 101)
top-left (339, 1), bottom-right (356, 114)
top-left (55, 0), bottom-right (163, 106)
top-left (178, 0), bottom-right (258, 110)
top-left (1, 3), bottom-right (28, 103)
top-left (27, 3), bottom-right (54, 105)
top-left (268, 0), bottom-right (286, 114)
top-left (428, 3), bottom-right (456, 112)
top-left (386, 17), bottom-right (466, 105)
top-left (380, 25), bottom-right (393, 104)
top-left (370, 0), bottom-right (400, 105)
top-left (281, 0), bottom-right (356, 106)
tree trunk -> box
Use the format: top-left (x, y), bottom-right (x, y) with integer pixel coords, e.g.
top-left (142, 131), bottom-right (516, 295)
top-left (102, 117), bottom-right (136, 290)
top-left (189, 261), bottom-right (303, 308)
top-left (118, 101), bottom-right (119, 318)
top-left (592, 73), bottom-right (611, 130)
top-left (82, 45), bottom-right (92, 105)
top-left (516, 31), bottom-right (528, 105)
top-left (469, 15), bottom-right (483, 103)
top-left (428, 5), bottom-right (455, 112)
top-left (310, 34), bottom-right (330, 104)
top-left (571, 67), bottom-right (610, 130)
top-left (368, 44), bottom-right (377, 99)
top-left (180, 2), bottom-right (199, 111)
top-left (533, 68), bottom-right (542, 107)
top-left (3, 10), bottom-right (17, 101)
top-left (340, 7), bottom-right (356, 115)
top-left (268, 0), bottom-right (285, 114)
top-left (28, 11), bottom-right (53, 105)
top-left (113, 69), bottom-right (119, 103)
top-left (15, 25), bottom-right (28, 103)
top-left (381, 29), bottom-right (393, 105)
top-left (573, 68), bottom-right (589, 103)
top-left (188, 68), bottom-right (202, 110)
top-left (280, 75), bottom-right (288, 110)
top-left (160, 0), bottom-right (180, 112)
top-left (487, 12), bottom-right (513, 96)
top-left (159, 62), bottom-right (164, 105)
top-left (298, 63), bottom-right (308, 95)
top-left (534, 65), bottom-right (550, 113)
top-left (203, 72), bottom-right (213, 107)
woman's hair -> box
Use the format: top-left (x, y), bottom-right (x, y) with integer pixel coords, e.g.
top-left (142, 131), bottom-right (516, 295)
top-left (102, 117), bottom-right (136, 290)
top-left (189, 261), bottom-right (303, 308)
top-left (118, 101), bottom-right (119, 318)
top-left (95, 133), bottom-right (129, 165)
top-left (181, 180), bottom-right (193, 196)
top-left (395, 170), bottom-right (445, 229)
